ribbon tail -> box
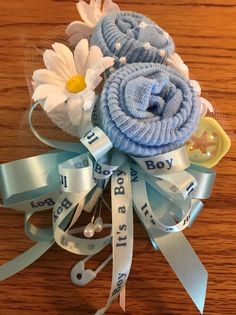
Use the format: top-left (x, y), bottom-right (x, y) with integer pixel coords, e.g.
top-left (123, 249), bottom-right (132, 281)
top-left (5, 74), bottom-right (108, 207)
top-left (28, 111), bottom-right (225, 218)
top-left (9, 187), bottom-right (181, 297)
top-left (95, 160), bottom-right (133, 315)
top-left (188, 199), bottom-right (204, 227)
top-left (0, 207), bottom-right (54, 281)
top-left (153, 230), bottom-right (208, 314)
top-left (119, 284), bottom-right (126, 312)
top-left (0, 239), bottom-right (54, 281)
top-left (131, 165), bottom-right (209, 313)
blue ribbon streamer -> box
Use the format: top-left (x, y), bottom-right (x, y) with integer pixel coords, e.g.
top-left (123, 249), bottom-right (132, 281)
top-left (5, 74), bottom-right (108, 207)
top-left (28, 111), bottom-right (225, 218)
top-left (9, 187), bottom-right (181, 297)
top-left (0, 102), bottom-right (217, 314)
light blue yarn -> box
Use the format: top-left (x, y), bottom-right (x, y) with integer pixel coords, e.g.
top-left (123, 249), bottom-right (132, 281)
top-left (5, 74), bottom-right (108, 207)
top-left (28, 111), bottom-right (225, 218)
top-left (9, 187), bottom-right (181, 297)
top-left (91, 11), bottom-right (175, 68)
top-left (98, 63), bottom-right (200, 157)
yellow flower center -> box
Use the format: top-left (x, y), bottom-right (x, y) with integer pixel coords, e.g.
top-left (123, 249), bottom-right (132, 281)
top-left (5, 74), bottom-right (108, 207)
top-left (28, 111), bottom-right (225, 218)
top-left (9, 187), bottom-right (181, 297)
top-left (66, 75), bottom-right (86, 93)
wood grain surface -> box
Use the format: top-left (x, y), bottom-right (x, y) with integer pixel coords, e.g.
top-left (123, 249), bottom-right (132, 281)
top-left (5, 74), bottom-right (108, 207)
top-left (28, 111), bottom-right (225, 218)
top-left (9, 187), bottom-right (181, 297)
top-left (0, 1), bottom-right (236, 314)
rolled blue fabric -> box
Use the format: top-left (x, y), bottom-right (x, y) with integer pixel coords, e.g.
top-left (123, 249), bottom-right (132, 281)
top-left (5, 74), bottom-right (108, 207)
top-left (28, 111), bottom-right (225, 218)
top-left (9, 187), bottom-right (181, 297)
top-left (91, 11), bottom-right (175, 67)
top-left (99, 63), bottom-right (200, 157)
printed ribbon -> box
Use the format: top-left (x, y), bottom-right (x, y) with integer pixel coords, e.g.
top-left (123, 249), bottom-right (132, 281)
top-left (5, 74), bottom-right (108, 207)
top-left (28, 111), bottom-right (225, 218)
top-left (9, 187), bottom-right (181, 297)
top-left (0, 102), bottom-right (216, 314)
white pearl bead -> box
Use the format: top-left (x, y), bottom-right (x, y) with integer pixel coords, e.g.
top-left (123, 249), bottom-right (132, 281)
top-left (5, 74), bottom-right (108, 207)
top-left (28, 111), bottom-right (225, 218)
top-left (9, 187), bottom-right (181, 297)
top-left (119, 57), bottom-right (126, 65)
top-left (84, 223), bottom-right (95, 238)
top-left (94, 217), bottom-right (104, 233)
top-left (115, 42), bottom-right (121, 50)
top-left (144, 42), bottom-right (151, 50)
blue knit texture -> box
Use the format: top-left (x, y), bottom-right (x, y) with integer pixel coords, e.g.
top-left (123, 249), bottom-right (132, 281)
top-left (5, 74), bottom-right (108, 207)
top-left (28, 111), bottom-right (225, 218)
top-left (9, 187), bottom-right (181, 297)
top-left (99, 63), bottom-right (200, 157)
top-left (91, 11), bottom-right (175, 68)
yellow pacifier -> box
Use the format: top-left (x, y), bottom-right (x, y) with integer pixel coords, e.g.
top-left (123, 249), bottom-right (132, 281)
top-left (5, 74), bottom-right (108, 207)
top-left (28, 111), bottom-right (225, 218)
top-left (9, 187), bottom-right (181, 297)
top-left (187, 117), bottom-right (231, 168)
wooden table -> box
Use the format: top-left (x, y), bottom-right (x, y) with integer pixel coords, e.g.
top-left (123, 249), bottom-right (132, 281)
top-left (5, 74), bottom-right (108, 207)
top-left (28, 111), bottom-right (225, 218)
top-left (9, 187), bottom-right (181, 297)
top-left (0, 1), bottom-right (235, 314)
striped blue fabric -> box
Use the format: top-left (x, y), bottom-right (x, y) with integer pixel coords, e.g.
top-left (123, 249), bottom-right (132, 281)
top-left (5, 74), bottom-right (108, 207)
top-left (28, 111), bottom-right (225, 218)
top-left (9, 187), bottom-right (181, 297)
top-left (91, 11), bottom-right (175, 68)
top-left (98, 63), bottom-right (200, 157)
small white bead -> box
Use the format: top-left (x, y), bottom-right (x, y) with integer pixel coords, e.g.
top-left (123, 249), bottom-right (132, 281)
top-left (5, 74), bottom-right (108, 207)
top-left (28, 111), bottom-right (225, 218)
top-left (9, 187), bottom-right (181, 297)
top-left (144, 42), bottom-right (151, 50)
top-left (159, 49), bottom-right (166, 57)
top-left (115, 42), bottom-right (121, 50)
top-left (94, 217), bottom-right (104, 233)
top-left (139, 21), bottom-right (148, 29)
top-left (84, 223), bottom-right (95, 238)
top-left (119, 57), bottom-right (126, 65)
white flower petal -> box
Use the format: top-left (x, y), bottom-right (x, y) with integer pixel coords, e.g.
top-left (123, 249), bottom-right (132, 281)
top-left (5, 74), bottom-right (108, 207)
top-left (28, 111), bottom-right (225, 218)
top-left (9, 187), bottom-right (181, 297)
top-left (190, 80), bottom-right (201, 96)
top-left (167, 55), bottom-right (189, 78)
top-left (180, 63), bottom-right (189, 78)
top-left (32, 69), bottom-right (65, 87)
top-left (43, 49), bottom-right (71, 80)
top-left (74, 39), bottom-right (89, 74)
top-left (31, 80), bottom-right (37, 90)
top-left (67, 22), bottom-right (93, 46)
top-left (44, 90), bottom-right (69, 113)
top-left (67, 96), bottom-right (83, 125)
top-left (32, 84), bottom-right (63, 101)
top-left (173, 53), bottom-right (183, 64)
top-left (94, 0), bottom-right (104, 20)
top-left (200, 97), bottom-right (214, 114)
top-left (95, 0), bottom-right (102, 6)
top-left (43, 50), bottom-right (59, 71)
top-left (103, 0), bottom-right (120, 13)
top-left (85, 69), bottom-right (103, 90)
top-left (83, 90), bottom-right (96, 111)
top-left (77, 1), bottom-right (98, 28)
top-left (69, 32), bottom-right (93, 47)
top-left (52, 43), bottom-right (76, 76)
top-left (90, 0), bottom-right (97, 10)
top-left (66, 20), bottom-right (93, 37)
top-left (85, 56), bottom-right (114, 90)
top-left (86, 45), bottom-right (103, 69)
top-left (90, 56), bottom-right (114, 76)
top-left (199, 103), bottom-right (208, 117)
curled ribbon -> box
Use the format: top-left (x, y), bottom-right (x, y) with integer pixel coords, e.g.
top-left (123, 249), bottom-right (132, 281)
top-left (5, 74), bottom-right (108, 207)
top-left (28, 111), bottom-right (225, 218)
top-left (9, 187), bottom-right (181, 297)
top-left (0, 102), bottom-right (216, 314)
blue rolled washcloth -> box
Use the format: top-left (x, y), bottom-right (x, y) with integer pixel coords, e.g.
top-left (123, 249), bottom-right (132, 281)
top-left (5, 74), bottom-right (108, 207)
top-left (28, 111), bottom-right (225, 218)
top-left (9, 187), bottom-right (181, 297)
top-left (99, 63), bottom-right (200, 157)
top-left (91, 11), bottom-right (175, 68)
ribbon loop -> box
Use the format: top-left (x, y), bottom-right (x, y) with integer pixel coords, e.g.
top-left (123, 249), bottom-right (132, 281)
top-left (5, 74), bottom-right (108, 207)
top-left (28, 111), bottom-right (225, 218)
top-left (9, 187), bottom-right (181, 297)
top-left (188, 164), bottom-right (216, 199)
top-left (149, 170), bottom-right (197, 201)
top-left (29, 102), bottom-right (87, 152)
top-left (132, 167), bottom-right (192, 233)
top-left (59, 153), bottom-right (94, 193)
top-left (131, 146), bottom-right (190, 176)
top-left (0, 151), bottom-right (76, 206)
top-left (81, 127), bottom-right (113, 161)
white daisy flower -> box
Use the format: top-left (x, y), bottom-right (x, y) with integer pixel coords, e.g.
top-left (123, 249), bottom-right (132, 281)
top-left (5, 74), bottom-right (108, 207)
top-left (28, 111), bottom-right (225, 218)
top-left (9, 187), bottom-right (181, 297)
top-left (66, 0), bottom-right (120, 46)
top-left (32, 39), bottom-right (114, 127)
top-left (166, 53), bottom-right (190, 78)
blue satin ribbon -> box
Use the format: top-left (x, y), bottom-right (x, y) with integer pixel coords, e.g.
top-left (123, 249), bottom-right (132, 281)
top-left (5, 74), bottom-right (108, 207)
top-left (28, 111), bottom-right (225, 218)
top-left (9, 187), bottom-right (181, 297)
top-left (0, 150), bottom-right (81, 281)
top-left (0, 150), bottom-right (78, 205)
top-left (131, 166), bottom-right (211, 313)
top-left (0, 103), bottom-right (217, 314)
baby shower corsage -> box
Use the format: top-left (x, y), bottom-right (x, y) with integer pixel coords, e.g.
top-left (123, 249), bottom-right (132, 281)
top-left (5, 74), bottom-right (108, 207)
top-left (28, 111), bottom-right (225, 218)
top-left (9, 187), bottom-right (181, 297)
top-left (0, 1), bottom-right (231, 314)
